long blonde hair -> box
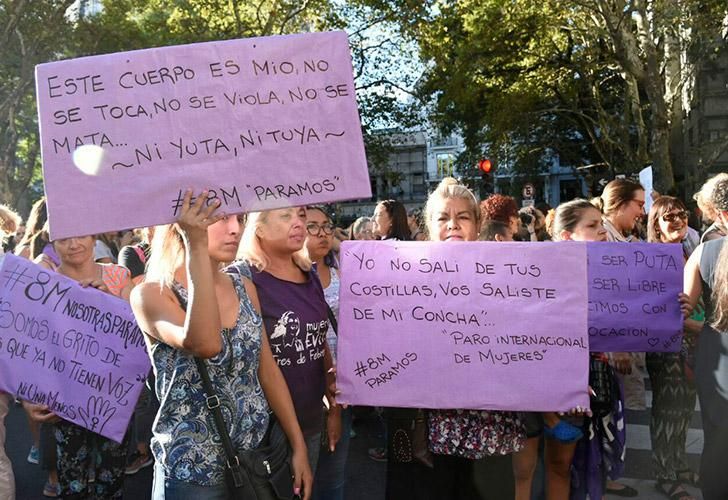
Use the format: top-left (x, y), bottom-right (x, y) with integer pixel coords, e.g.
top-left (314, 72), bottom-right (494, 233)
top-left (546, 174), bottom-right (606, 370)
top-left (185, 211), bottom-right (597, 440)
top-left (238, 210), bottom-right (311, 272)
top-left (144, 224), bottom-right (184, 289)
top-left (710, 177), bottom-right (728, 331)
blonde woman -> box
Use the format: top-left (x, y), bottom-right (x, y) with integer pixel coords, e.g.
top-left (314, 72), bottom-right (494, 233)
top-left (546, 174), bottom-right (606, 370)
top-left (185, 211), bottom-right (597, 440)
top-left (422, 178), bottom-right (525, 500)
top-left (234, 206), bottom-right (337, 481)
top-left (694, 173), bottom-right (728, 243)
top-left (131, 192), bottom-right (312, 499)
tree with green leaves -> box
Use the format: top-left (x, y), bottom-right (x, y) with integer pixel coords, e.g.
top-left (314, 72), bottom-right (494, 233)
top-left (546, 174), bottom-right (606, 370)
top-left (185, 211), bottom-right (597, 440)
top-left (361, 0), bottom-right (728, 193)
top-left (1, 0), bottom-right (76, 211)
top-left (2, 0), bottom-right (421, 210)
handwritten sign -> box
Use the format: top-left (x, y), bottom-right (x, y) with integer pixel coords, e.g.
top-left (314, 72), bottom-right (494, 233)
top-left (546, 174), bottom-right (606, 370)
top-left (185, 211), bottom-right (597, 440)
top-left (35, 31), bottom-right (370, 239)
top-left (336, 241), bottom-right (590, 412)
top-left (587, 242), bottom-right (683, 352)
top-left (0, 254), bottom-right (150, 442)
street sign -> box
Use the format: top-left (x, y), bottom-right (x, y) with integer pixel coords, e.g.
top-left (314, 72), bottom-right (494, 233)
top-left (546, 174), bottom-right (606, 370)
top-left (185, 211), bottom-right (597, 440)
top-left (522, 183), bottom-right (535, 199)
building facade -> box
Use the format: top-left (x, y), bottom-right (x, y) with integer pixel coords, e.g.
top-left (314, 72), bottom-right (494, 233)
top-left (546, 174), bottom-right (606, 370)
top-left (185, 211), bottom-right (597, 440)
top-left (337, 131), bottom-right (429, 224)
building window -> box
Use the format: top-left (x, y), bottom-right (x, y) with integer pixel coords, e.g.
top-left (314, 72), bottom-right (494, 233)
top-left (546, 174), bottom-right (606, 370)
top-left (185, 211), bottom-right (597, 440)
top-left (436, 153), bottom-right (455, 177)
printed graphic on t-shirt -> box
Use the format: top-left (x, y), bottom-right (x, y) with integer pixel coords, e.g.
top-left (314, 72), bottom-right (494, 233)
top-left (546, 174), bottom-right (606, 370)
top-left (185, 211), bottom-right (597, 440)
top-left (269, 311), bottom-right (328, 366)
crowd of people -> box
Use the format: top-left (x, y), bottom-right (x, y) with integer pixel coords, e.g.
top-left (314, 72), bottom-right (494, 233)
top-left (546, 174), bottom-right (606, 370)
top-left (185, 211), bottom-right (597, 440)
top-left (0, 172), bottom-right (727, 500)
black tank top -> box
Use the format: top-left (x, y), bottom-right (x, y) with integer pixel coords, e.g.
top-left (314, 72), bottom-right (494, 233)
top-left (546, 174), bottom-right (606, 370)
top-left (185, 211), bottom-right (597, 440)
top-left (696, 237), bottom-right (728, 422)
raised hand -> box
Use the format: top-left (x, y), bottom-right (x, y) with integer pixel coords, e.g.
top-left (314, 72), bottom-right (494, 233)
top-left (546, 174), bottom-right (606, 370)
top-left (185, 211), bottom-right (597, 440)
top-left (177, 189), bottom-right (223, 247)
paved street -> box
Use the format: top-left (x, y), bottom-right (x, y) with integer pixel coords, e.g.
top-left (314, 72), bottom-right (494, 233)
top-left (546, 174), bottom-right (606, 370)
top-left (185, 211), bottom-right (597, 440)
top-left (4, 387), bottom-right (703, 499)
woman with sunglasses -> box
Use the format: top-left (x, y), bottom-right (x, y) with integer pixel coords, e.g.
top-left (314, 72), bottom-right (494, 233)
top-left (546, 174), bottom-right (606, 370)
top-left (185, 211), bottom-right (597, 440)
top-left (646, 198), bottom-right (702, 500)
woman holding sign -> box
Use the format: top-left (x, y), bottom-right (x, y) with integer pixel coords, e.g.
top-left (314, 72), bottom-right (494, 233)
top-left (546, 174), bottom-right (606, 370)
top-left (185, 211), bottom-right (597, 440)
top-left (684, 177), bottom-right (728, 500)
top-left (550, 199), bottom-right (627, 500)
top-left (422, 178), bottom-right (525, 500)
top-left (646, 197), bottom-right (702, 500)
top-left (593, 179), bottom-right (647, 497)
top-left (22, 233), bottom-right (133, 499)
top-left (131, 191), bottom-right (312, 499)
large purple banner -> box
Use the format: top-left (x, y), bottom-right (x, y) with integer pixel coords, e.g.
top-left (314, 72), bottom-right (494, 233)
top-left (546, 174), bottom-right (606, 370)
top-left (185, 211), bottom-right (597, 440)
top-left (587, 242), bottom-right (683, 352)
top-left (0, 254), bottom-right (150, 442)
top-left (336, 241), bottom-right (590, 412)
top-left (35, 31), bottom-right (370, 239)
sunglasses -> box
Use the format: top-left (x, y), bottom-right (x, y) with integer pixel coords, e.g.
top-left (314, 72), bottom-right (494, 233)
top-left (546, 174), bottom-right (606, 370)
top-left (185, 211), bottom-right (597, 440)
top-left (661, 211), bottom-right (688, 223)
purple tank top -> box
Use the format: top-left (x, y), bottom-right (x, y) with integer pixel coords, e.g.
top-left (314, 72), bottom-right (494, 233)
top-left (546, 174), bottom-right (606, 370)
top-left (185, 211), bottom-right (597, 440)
top-left (252, 268), bottom-right (328, 437)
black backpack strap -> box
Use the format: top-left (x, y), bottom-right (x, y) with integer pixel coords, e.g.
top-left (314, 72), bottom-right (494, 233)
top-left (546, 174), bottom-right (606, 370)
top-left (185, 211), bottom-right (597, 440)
top-left (326, 305), bottom-right (338, 336)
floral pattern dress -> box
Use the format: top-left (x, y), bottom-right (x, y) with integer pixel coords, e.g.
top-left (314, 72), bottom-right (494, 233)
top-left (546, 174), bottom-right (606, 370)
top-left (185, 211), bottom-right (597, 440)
top-left (428, 409), bottom-right (525, 459)
top-left (150, 273), bottom-right (270, 486)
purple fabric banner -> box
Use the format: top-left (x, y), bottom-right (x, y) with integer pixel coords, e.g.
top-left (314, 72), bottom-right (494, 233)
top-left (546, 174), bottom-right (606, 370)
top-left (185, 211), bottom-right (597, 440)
top-left (336, 241), bottom-right (590, 412)
top-left (0, 254), bottom-right (150, 442)
top-left (587, 242), bottom-right (683, 352)
top-left (35, 31), bottom-right (370, 239)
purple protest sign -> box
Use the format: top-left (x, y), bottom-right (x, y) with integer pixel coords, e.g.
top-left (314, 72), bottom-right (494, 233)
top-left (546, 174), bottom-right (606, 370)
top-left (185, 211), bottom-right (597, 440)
top-left (35, 31), bottom-right (370, 239)
top-left (587, 242), bottom-right (683, 352)
top-left (336, 241), bottom-right (590, 412)
top-left (0, 254), bottom-right (150, 442)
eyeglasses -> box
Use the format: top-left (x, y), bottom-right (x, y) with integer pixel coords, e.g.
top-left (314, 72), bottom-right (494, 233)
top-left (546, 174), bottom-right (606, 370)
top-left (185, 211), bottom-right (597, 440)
top-left (306, 223), bottom-right (335, 236)
top-left (661, 211), bottom-right (688, 223)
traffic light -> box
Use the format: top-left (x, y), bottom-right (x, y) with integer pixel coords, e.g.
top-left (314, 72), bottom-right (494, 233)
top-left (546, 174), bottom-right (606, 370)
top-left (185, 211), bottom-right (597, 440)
top-left (477, 158), bottom-right (494, 196)
top-left (478, 158), bottom-right (492, 174)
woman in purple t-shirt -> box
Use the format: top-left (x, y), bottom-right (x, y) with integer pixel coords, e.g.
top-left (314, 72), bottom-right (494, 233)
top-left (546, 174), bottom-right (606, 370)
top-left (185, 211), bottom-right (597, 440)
top-left (235, 206), bottom-right (338, 478)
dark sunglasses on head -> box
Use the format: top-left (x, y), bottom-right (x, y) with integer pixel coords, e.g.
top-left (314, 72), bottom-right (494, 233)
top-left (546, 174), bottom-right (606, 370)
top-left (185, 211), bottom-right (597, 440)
top-left (306, 222), bottom-right (335, 236)
top-left (661, 211), bottom-right (688, 223)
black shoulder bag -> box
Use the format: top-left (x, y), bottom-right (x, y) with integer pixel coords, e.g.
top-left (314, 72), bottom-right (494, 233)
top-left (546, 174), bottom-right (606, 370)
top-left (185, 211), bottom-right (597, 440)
top-left (172, 284), bottom-right (294, 500)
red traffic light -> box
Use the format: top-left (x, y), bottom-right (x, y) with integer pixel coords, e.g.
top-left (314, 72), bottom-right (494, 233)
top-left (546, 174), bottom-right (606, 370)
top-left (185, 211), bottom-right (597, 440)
top-left (478, 158), bottom-right (492, 173)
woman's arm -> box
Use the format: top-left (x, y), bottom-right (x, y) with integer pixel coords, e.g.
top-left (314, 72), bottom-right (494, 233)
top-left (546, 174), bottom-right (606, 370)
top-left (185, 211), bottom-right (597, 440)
top-left (131, 190), bottom-right (224, 358)
top-left (684, 243), bottom-right (704, 309)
